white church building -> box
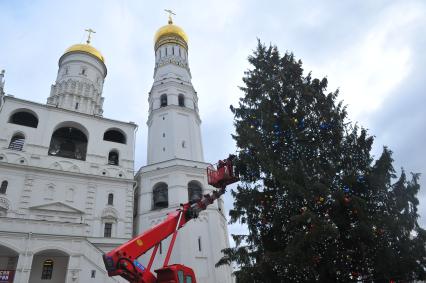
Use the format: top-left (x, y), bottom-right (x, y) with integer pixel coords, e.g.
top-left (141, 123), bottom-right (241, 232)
top-left (0, 17), bottom-right (233, 283)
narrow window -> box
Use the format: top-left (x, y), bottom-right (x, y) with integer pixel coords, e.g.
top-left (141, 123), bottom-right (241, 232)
top-left (172, 46), bottom-right (175, 55)
top-left (165, 47), bottom-right (168, 56)
top-left (75, 102), bottom-right (79, 110)
top-left (159, 242), bottom-right (162, 254)
top-left (41, 259), bottom-right (54, 280)
top-left (186, 276), bottom-right (193, 283)
top-left (178, 94), bottom-right (185, 107)
top-left (0, 181), bottom-right (7, 194)
top-left (91, 270), bottom-right (96, 278)
top-left (104, 223), bottom-right (112, 238)
top-left (108, 193), bottom-right (114, 205)
top-left (160, 94), bottom-right (168, 107)
top-left (179, 48), bottom-right (181, 57)
top-left (81, 67), bottom-right (86, 76)
top-left (162, 133), bottom-right (165, 138)
top-left (198, 237), bottom-right (202, 252)
top-left (8, 134), bottom-right (25, 151)
top-left (108, 151), bottom-right (119, 165)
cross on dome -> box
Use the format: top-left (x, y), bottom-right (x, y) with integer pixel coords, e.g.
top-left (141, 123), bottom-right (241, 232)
top-left (164, 9), bottom-right (176, 24)
top-left (85, 28), bottom-right (96, 44)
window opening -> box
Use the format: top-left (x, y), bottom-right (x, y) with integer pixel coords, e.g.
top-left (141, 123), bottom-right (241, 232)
top-left (159, 242), bottom-right (162, 254)
top-left (9, 111), bottom-right (38, 128)
top-left (108, 193), bottom-right (114, 205)
top-left (178, 271), bottom-right (184, 283)
top-left (91, 270), bottom-right (96, 278)
top-left (198, 236), bottom-right (202, 252)
top-left (75, 102), bottom-right (79, 110)
top-left (108, 151), bottom-right (119, 165)
top-left (48, 127), bottom-right (87, 160)
top-left (178, 94), bottom-right (185, 107)
top-left (188, 181), bottom-right (202, 203)
top-left (160, 94), bottom-right (168, 107)
top-left (8, 134), bottom-right (25, 151)
top-left (104, 130), bottom-right (126, 144)
top-left (0, 181), bottom-right (7, 194)
top-left (186, 276), bottom-right (193, 283)
top-left (104, 223), bottom-right (112, 238)
top-left (153, 183), bottom-right (168, 209)
top-left (41, 259), bottom-right (54, 280)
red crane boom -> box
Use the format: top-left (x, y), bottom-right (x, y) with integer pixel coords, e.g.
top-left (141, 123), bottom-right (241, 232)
top-left (103, 155), bottom-right (238, 283)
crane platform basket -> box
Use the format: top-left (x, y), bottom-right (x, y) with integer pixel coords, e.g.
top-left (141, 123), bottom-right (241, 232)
top-left (207, 158), bottom-right (238, 188)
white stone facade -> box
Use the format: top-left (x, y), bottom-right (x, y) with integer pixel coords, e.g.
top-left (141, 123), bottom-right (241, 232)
top-left (0, 48), bottom-right (136, 282)
top-left (0, 21), bottom-right (234, 283)
top-left (134, 23), bottom-right (234, 283)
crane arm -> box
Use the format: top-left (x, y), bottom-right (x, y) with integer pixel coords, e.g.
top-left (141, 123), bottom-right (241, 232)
top-left (103, 155), bottom-right (237, 283)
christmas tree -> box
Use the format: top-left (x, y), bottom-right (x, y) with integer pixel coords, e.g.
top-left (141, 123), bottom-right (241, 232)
top-left (217, 41), bottom-right (426, 282)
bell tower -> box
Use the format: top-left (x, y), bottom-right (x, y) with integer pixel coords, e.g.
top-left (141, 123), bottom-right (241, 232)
top-left (146, 13), bottom-right (203, 164)
top-left (135, 12), bottom-right (234, 283)
top-left (47, 29), bottom-right (107, 116)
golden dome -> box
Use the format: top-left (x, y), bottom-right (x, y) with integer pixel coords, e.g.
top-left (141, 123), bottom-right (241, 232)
top-left (63, 43), bottom-right (105, 63)
top-left (154, 22), bottom-right (188, 45)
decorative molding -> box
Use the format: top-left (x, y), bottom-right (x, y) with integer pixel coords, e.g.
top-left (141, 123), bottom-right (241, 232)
top-left (29, 202), bottom-right (84, 214)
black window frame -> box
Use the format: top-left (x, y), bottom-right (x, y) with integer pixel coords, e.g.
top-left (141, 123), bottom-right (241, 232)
top-left (41, 259), bottom-right (54, 280)
top-left (0, 181), bottom-right (7, 194)
top-left (104, 223), bottom-right (112, 238)
top-left (108, 193), bottom-right (114, 205)
top-left (160, 94), bottom-right (168, 107)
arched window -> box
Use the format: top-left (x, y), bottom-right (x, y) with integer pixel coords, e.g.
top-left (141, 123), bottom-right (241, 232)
top-left (48, 127), bottom-right (88, 160)
top-left (153, 183), bottom-right (168, 209)
top-left (188, 181), bottom-right (202, 203)
top-left (160, 94), bottom-right (168, 107)
top-left (41, 259), bottom-right (54, 280)
top-left (8, 134), bottom-right (25, 151)
top-left (178, 94), bottom-right (185, 107)
top-left (104, 129), bottom-right (126, 144)
top-left (9, 110), bottom-right (38, 128)
top-left (108, 150), bottom-right (119, 165)
top-left (0, 181), bottom-right (7, 194)
top-left (108, 193), bottom-right (114, 205)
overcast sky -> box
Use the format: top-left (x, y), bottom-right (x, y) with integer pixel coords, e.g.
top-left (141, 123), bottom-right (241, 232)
top-left (1, 0), bottom-right (426, 239)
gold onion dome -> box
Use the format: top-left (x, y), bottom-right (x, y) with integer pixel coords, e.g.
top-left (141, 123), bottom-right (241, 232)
top-left (63, 43), bottom-right (105, 63)
top-left (154, 18), bottom-right (188, 48)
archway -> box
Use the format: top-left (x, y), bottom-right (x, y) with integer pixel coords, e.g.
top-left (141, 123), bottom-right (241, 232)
top-left (29, 249), bottom-right (69, 283)
top-left (0, 244), bottom-right (18, 282)
top-left (48, 127), bottom-right (88, 161)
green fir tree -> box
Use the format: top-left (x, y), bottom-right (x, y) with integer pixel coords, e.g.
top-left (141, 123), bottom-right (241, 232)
top-left (217, 41), bottom-right (426, 282)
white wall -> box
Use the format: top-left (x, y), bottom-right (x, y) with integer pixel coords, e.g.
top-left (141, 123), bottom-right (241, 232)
top-left (135, 160), bottom-right (233, 283)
